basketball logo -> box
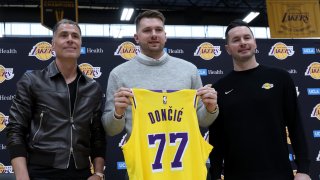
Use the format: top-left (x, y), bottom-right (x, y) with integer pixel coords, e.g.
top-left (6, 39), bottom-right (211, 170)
top-left (0, 112), bottom-right (8, 132)
top-left (163, 96), bottom-right (167, 104)
top-left (0, 65), bottom-right (14, 83)
top-left (261, 83), bottom-right (274, 90)
top-left (0, 65), bottom-right (5, 83)
top-left (0, 163), bottom-right (5, 173)
top-left (114, 41), bottom-right (140, 60)
top-left (194, 42), bottom-right (221, 60)
top-left (305, 62), bottom-right (320, 80)
top-left (282, 9), bottom-right (308, 31)
top-left (311, 103), bottom-right (320, 121)
top-left (79, 63), bottom-right (102, 79)
top-left (268, 42), bottom-right (294, 60)
top-left (28, 41), bottom-right (54, 61)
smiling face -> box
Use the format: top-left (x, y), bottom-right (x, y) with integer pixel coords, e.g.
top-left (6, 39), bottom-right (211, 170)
top-left (51, 23), bottom-right (82, 62)
top-left (225, 26), bottom-right (257, 63)
top-left (134, 17), bottom-right (167, 59)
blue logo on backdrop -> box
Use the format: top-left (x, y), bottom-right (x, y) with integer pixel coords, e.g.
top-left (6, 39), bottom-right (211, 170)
top-left (80, 47), bottom-right (86, 54)
top-left (117, 161), bottom-right (127, 170)
top-left (307, 88), bottom-right (320, 95)
top-left (163, 48), bottom-right (168, 53)
top-left (313, 130), bottom-right (320, 138)
top-left (198, 69), bottom-right (208, 76)
top-left (302, 48), bottom-right (316, 54)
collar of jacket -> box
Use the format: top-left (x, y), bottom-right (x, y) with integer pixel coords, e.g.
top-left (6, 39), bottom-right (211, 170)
top-left (47, 60), bottom-right (91, 82)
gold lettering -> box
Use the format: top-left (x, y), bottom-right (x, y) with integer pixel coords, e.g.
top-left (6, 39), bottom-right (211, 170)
top-left (55, 9), bottom-right (64, 22)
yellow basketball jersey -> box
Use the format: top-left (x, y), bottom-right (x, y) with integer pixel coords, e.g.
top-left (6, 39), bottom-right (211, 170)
top-left (122, 88), bottom-right (213, 180)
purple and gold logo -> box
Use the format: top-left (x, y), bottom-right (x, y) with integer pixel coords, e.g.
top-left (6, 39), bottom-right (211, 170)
top-left (194, 42), bottom-right (221, 60)
top-left (114, 41), bottom-right (140, 60)
top-left (79, 63), bottom-right (102, 79)
top-left (262, 83), bottom-right (274, 90)
top-left (0, 163), bottom-right (13, 174)
top-left (0, 112), bottom-right (8, 132)
top-left (28, 41), bottom-right (55, 61)
top-left (311, 103), bottom-right (320, 120)
top-left (0, 65), bottom-right (14, 83)
top-left (305, 62), bottom-right (320, 80)
top-left (268, 42), bottom-right (294, 60)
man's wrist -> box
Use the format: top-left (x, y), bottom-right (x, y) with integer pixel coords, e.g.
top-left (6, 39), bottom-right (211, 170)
top-left (114, 111), bottom-right (125, 119)
top-left (94, 172), bottom-right (105, 180)
top-left (209, 105), bottom-right (219, 114)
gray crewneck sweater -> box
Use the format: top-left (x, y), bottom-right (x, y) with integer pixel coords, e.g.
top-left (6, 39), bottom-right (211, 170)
top-left (102, 53), bottom-right (218, 137)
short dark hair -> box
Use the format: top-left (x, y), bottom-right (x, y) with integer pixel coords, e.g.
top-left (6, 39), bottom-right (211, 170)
top-left (225, 19), bottom-right (253, 43)
top-left (52, 19), bottom-right (81, 37)
top-left (134, 10), bottom-right (165, 31)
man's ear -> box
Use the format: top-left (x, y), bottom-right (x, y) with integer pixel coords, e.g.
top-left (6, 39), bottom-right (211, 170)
top-left (225, 44), bottom-right (231, 55)
top-left (134, 34), bottom-right (139, 44)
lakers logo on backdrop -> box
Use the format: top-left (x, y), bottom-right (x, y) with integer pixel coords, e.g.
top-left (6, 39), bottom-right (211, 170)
top-left (305, 62), bottom-right (320, 80)
top-left (0, 163), bottom-right (5, 173)
top-left (268, 42), bottom-right (294, 60)
top-left (0, 112), bottom-right (8, 132)
top-left (194, 42), bottom-right (221, 60)
top-left (0, 65), bottom-right (14, 83)
top-left (29, 41), bottom-right (55, 61)
top-left (114, 41), bottom-right (140, 60)
top-left (0, 162), bottom-right (13, 174)
top-left (311, 103), bottom-right (320, 120)
top-left (79, 63), bottom-right (102, 79)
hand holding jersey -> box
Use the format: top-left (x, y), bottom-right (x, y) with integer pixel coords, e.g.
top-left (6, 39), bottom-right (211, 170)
top-left (114, 85), bottom-right (218, 119)
top-left (197, 84), bottom-right (218, 113)
top-left (113, 87), bottom-right (133, 119)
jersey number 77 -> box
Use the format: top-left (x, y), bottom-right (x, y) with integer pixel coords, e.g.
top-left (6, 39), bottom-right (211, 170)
top-left (148, 132), bottom-right (188, 172)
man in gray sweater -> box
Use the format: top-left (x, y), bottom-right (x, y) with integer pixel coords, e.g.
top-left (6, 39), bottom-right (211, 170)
top-left (102, 10), bottom-right (218, 138)
top-left (102, 10), bottom-right (218, 179)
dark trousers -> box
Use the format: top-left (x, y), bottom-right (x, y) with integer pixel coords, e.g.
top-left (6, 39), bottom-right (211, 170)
top-left (29, 156), bottom-right (91, 180)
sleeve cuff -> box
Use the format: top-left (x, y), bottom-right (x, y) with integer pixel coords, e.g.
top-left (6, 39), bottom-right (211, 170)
top-left (7, 144), bottom-right (27, 160)
top-left (113, 111), bottom-right (125, 120)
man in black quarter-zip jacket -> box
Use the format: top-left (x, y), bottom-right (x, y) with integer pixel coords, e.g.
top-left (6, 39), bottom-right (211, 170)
top-left (5, 19), bottom-right (106, 180)
top-left (209, 19), bottom-right (310, 180)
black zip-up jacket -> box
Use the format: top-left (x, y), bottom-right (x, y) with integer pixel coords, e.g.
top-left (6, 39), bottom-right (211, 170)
top-left (6, 61), bottom-right (106, 169)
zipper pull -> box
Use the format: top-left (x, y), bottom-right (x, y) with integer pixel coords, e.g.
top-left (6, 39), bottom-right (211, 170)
top-left (70, 116), bottom-right (76, 129)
